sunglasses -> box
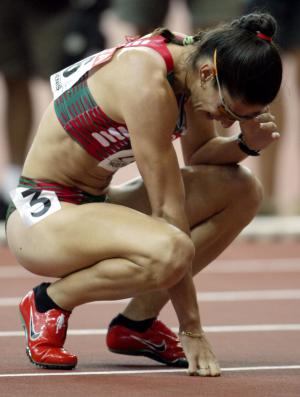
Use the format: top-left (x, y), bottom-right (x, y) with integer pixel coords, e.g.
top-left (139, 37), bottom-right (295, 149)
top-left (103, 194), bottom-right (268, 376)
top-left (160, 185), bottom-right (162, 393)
top-left (213, 49), bottom-right (255, 122)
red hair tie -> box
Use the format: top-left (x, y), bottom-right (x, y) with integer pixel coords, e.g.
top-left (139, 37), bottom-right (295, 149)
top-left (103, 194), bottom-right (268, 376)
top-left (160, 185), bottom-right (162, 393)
top-left (256, 32), bottom-right (272, 42)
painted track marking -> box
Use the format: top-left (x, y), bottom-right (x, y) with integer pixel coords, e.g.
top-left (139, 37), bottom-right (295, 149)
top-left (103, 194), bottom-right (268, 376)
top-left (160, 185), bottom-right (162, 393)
top-left (1, 258), bottom-right (300, 278)
top-left (1, 323), bottom-right (300, 337)
top-left (0, 365), bottom-right (299, 378)
top-left (1, 289), bottom-right (300, 307)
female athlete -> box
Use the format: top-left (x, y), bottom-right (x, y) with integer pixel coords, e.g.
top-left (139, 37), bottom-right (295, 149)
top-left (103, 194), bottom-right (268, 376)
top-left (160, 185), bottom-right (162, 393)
top-left (6, 12), bottom-right (282, 376)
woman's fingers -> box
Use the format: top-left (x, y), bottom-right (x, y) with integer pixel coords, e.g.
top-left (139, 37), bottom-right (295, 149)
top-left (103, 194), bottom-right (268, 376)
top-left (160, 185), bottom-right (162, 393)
top-left (183, 333), bottom-right (221, 377)
top-left (255, 112), bottom-right (275, 123)
top-left (208, 361), bottom-right (221, 377)
top-left (187, 356), bottom-right (199, 376)
top-left (197, 357), bottom-right (221, 377)
top-left (259, 121), bottom-right (277, 131)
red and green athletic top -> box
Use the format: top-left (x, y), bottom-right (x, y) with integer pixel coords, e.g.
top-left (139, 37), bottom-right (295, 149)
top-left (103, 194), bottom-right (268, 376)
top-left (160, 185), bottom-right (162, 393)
top-left (51, 35), bottom-right (186, 172)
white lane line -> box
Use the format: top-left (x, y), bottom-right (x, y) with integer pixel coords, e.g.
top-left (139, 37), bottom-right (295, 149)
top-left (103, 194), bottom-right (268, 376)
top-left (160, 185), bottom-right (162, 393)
top-left (202, 324), bottom-right (300, 332)
top-left (241, 215), bottom-right (300, 238)
top-left (197, 289), bottom-right (300, 302)
top-left (1, 215), bottom-right (300, 242)
top-left (204, 258), bottom-right (300, 273)
top-left (0, 365), bottom-right (299, 378)
top-left (1, 289), bottom-right (300, 307)
top-left (1, 258), bottom-right (299, 278)
top-left (1, 323), bottom-right (300, 337)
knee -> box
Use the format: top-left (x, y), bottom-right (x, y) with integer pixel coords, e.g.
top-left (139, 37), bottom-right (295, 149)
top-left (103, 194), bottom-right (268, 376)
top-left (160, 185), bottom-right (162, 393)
top-left (233, 165), bottom-right (263, 218)
top-left (147, 229), bottom-right (195, 290)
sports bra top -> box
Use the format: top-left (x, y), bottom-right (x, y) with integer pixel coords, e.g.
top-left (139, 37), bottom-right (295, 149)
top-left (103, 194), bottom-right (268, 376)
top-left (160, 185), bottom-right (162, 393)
top-left (51, 35), bottom-right (186, 172)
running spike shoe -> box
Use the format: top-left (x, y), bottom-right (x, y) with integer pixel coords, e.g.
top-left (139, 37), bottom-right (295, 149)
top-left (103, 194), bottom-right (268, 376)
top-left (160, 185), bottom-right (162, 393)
top-left (106, 319), bottom-right (187, 367)
top-left (19, 290), bottom-right (77, 369)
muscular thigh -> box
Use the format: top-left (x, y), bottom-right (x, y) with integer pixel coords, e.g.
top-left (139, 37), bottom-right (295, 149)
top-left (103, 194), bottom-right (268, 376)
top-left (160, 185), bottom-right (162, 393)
top-left (108, 164), bottom-right (251, 227)
top-left (6, 201), bottom-right (177, 277)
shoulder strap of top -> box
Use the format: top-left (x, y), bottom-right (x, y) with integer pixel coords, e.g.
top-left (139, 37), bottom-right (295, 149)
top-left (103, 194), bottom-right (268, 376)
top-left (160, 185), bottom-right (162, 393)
top-left (123, 35), bottom-right (174, 73)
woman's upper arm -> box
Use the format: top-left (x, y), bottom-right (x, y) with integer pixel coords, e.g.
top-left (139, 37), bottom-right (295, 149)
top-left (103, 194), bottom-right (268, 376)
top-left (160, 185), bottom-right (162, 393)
top-left (181, 99), bottom-right (217, 164)
top-left (118, 68), bottom-right (189, 230)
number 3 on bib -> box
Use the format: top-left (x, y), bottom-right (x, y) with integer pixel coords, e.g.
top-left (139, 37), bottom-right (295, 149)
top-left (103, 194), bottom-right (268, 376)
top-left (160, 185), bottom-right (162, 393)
top-left (10, 187), bottom-right (61, 227)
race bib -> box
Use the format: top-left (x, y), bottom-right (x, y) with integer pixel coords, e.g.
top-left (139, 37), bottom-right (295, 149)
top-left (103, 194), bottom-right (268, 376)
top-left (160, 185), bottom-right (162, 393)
top-left (50, 47), bottom-right (118, 99)
top-left (97, 149), bottom-right (135, 172)
top-left (10, 187), bottom-right (61, 227)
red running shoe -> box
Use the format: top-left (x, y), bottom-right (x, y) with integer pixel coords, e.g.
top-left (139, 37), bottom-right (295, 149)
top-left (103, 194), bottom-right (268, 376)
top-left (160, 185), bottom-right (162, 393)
top-left (106, 319), bottom-right (187, 367)
top-left (19, 290), bottom-right (77, 369)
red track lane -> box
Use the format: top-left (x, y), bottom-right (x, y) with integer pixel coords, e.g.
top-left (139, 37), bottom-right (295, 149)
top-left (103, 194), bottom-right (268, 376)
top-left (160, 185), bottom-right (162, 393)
top-left (0, 240), bottom-right (300, 397)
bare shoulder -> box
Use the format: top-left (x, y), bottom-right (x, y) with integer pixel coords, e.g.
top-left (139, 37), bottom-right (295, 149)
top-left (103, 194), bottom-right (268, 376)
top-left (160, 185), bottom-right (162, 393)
top-left (111, 47), bottom-right (179, 123)
top-left (115, 46), bottom-right (170, 93)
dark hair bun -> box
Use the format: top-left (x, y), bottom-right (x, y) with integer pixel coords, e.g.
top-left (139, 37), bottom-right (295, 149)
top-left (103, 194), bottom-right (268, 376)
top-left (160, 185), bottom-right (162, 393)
top-left (232, 12), bottom-right (277, 39)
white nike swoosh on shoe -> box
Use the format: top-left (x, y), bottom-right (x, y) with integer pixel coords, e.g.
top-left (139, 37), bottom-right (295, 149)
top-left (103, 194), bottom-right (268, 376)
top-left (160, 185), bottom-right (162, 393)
top-left (131, 335), bottom-right (167, 352)
top-left (29, 307), bottom-right (42, 341)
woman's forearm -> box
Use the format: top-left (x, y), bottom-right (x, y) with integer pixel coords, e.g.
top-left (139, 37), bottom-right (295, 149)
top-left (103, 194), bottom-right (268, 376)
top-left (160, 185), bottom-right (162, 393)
top-left (189, 135), bottom-right (247, 165)
top-left (168, 271), bottom-right (201, 332)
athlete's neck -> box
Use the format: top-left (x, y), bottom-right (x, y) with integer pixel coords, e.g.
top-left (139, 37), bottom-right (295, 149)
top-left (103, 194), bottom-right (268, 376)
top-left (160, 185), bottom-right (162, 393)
top-left (168, 44), bottom-right (194, 96)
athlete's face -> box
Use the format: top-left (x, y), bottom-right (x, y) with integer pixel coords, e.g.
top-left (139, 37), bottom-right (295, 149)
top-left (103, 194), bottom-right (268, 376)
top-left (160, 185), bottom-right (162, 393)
top-left (190, 51), bottom-right (265, 128)
top-left (202, 85), bottom-right (264, 128)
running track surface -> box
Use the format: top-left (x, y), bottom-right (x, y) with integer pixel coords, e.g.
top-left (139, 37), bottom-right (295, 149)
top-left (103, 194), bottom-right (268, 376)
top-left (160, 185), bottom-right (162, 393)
top-left (0, 239), bottom-right (299, 397)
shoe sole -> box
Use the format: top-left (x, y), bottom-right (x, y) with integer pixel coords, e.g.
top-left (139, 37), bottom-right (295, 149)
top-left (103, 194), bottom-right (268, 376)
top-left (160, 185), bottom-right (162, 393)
top-left (108, 347), bottom-right (188, 368)
top-left (19, 309), bottom-right (76, 370)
